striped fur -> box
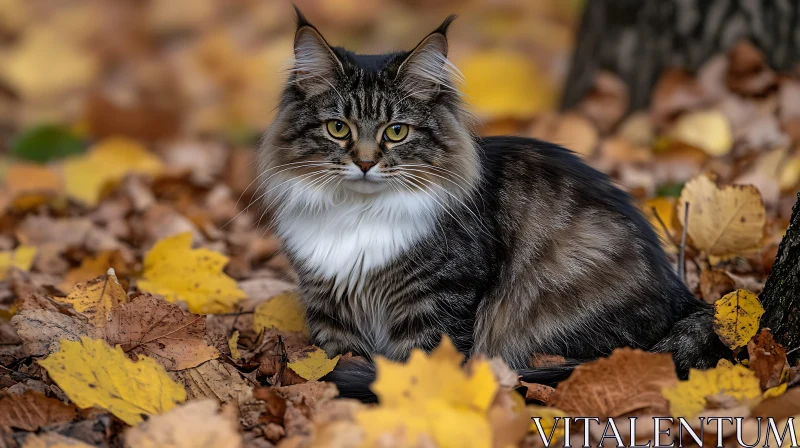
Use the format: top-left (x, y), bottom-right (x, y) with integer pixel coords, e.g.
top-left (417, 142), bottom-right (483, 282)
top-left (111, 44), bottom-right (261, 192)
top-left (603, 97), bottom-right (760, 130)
top-left (258, 11), bottom-right (728, 377)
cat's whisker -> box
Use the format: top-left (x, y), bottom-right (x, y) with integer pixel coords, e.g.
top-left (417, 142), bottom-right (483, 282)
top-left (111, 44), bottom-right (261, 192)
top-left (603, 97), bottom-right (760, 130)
top-left (254, 169), bottom-right (331, 228)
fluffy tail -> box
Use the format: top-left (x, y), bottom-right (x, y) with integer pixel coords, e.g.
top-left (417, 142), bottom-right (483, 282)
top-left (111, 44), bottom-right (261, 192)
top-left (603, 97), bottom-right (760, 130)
top-left (322, 356), bottom-right (580, 403)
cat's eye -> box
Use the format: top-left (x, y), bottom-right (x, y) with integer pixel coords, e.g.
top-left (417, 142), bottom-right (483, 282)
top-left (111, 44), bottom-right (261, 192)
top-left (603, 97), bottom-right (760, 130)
top-left (326, 120), bottom-right (351, 139)
top-left (383, 124), bottom-right (409, 142)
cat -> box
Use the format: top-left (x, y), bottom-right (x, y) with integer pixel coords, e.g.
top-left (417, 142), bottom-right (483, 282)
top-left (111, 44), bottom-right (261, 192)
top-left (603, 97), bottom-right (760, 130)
top-left (258, 9), bottom-right (728, 400)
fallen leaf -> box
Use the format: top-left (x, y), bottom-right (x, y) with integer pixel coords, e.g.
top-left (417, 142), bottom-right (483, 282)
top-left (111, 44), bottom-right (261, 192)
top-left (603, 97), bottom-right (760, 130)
top-left (521, 382), bottom-right (556, 404)
top-left (700, 269), bottom-right (737, 304)
top-left (59, 251), bottom-right (128, 292)
top-left (11, 309), bottom-right (92, 356)
top-left (644, 197), bottom-right (677, 246)
top-left (54, 270), bottom-right (128, 328)
top-left (678, 175), bottom-right (766, 258)
top-left (173, 359), bottom-right (266, 429)
top-left (228, 330), bottom-right (241, 361)
top-left (459, 50), bottom-right (555, 119)
top-left (713, 289), bottom-right (765, 350)
top-left (253, 291), bottom-right (306, 333)
top-left (529, 113), bottom-right (598, 157)
top-left (670, 109), bottom-right (733, 157)
top-left (747, 328), bottom-right (789, 391)
top-left (138, 232), bottom-right (246, 314)
top-left (64, 138), bottom-right (163, 206)
top-left (0, 245), bottom-right (36, 280)
top-left (550, 348), bottom-right (677, 417)
top-left (662, 363), bottom-right (762, 419)
top-left (356, 336), bottom-right (501, 448)
top-left (4, 163), bottom-right (61, 201)
top-left (0, 391), bottom-right (77, 431)
top-left (102, 294), bottom-right (219, 370)
top-left (528, 406), bottom-right (568, 445)
top-left (287, 347), bottom-right (340, 381)
top-left (124, 399), bottom-right (242, 448)
top-left (22, 432), bottom-right (94, 448)
top-left (1, 26), bottom-right (98, 100)
top-left (10, 125), bottom-right (85, 164)
top-left (38, 336), bottom-right (186, 425)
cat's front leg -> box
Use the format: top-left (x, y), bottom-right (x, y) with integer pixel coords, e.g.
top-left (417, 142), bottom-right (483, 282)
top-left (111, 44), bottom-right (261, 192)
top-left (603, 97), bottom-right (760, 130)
top-left (305, 308), bottom-right (371, 358)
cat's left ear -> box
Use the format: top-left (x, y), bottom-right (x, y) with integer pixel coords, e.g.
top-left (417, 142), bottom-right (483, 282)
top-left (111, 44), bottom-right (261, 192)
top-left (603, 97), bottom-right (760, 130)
top-left (396, 15), bottom-right (458, 100)
top-left (292, 6), bottom-right (344, 96)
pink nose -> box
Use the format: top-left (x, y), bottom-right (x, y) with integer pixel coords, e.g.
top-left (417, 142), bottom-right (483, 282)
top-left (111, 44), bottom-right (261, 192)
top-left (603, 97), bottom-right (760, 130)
top-left (355, 161), bottom-right (376, 173)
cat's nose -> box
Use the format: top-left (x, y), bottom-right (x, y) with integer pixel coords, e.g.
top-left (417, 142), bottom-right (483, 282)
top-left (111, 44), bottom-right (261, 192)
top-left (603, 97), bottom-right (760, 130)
top-left (355, 161), bottom-right (376, 173)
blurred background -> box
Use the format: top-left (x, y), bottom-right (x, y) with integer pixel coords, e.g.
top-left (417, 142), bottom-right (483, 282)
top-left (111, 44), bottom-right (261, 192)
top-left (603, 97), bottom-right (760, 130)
top-left (0, 0), bottom-right (799, 302)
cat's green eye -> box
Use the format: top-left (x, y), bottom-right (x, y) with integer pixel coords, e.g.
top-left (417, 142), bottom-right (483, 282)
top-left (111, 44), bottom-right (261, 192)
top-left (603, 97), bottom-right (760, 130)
top-left (326, 120), bottom-right (350, 139)
top-left (383, 123), bottom-right (409, 142)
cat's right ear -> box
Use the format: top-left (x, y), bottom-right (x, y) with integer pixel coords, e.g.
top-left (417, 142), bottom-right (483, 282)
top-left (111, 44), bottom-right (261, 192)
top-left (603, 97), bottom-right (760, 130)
top-left (292, 7), bottom-right (343, 95)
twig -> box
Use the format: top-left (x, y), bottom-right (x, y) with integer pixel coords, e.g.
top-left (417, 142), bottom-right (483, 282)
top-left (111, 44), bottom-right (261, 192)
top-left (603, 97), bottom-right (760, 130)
top-left (650, 206), bottom-right (679, 248)
top-left (679, 202), bottom-right (690, 284)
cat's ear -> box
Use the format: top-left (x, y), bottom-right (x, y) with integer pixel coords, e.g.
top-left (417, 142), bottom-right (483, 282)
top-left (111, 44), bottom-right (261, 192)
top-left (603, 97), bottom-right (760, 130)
top-left (396, 15), bottom-right (459, 100)
top-left (292, 7), bottom-right (343, 95)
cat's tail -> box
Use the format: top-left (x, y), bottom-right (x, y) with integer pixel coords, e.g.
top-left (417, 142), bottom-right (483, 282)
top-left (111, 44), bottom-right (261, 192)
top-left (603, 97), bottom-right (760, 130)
top-left (321, 356), bottom-right (580, 403)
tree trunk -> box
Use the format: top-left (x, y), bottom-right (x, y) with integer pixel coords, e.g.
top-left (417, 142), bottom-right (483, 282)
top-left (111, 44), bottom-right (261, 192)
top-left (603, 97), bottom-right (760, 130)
top-left (562, 0), bottom-right (800, 112)
top-left (760, 193), bottom-right (800, 364)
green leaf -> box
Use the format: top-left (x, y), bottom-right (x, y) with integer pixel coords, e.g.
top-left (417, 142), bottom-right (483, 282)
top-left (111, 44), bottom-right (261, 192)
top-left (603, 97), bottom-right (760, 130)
top-left (11, 125), bottom-right (85, 163)
top-left (656, 183), bottom-right (684, 198)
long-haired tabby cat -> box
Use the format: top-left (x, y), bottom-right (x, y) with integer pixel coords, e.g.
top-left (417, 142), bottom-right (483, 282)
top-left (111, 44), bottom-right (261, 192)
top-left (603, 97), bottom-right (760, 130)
top-left (258, 9), bottom-right (728, 400)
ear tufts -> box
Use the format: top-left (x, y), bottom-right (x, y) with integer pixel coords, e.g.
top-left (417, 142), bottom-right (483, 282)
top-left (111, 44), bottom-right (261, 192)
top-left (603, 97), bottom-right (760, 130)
top-left (434, 14), bottom-right (457, 37)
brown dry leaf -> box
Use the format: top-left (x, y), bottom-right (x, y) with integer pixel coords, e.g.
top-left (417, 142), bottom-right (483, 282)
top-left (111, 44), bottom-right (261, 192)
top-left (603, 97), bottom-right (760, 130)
top-left (574, 71), bottom-right (629, 133)
top-left (102, 295), bottom-right (219, 371)
top-left (520, 381), bottom-right (556, 404)
top-left (54, 270), bottom-right (127, 328)
top-left (0, 391), bottom-right (77, 431)
top-left (700, 269), bottom-right (737, 304)
top-left (678, 175), bottom-right (766, 259)
top-left (124, 399), bottom-right (242, 448)
top-left (173, 359), bottom-right (266, 429)
top-left (747, 328), bottom-right (789, 391)
top-left (726, 41), bottom-right (777, 97)
top-left (4, 163), bottom-right (61, 205)
top-left (550, 348), bottom-right (677, 417)
top-left (10, 309), bottom-right (91, 356)
top-left (529, 113), bottom-right (598, 157)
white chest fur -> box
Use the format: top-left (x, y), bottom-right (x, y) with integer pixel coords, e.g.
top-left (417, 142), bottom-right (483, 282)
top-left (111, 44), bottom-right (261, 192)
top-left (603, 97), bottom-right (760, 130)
top-left (273, 180), bottom-right (439, 296)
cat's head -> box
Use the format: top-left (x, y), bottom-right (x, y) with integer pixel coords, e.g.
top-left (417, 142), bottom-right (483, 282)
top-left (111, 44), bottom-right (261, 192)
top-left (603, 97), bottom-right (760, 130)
top-left (259, 8), bottom-right (478, 211)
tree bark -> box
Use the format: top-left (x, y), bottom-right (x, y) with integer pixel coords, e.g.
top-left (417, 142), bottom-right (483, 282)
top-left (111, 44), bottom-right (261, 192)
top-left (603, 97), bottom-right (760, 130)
top-left (760, 193), bottom-right (800, 365)
top-left (562, 0), bottom-right (800, 112)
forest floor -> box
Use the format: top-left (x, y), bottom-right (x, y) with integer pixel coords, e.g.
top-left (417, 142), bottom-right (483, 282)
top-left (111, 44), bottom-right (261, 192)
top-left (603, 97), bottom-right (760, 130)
top-left (1, 1), bottom-right (800, 447)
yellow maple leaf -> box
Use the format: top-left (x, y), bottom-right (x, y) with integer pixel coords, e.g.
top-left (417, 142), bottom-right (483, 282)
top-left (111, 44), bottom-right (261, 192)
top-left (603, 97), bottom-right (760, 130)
top-left (253, 291), bottom-right (306, 333)
top-left (670, 109), bottom-right (733, 157)
top-left (662, 364), bottom-right (761, 419)
top-left (0, 245), bottom-right (36, 280)
top-left (138, 232), bottom-right (246, 314)
top-left (64, 138), bottom-right (163, 206)
top-left (38, 337), bottom-right (186, 425)
top-left (713, 289), bottom-right (764, 350)
top-left (459, 50), bottom-right (555, 120)
top-left (287, 347), bottom-right (340, 381)
top-left (678, 175), bottom-right (766, 259)
top-left (59, 250), bottom-right (125, 292)
top-left (55, 269), bottom-right (128, 328)
top-left (356, 336), bottom-right (499, 447)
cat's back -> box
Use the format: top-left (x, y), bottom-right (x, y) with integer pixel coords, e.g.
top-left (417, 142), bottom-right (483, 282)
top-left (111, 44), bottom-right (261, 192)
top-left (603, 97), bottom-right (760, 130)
top-left (472, 136), bottom-right (682, 365)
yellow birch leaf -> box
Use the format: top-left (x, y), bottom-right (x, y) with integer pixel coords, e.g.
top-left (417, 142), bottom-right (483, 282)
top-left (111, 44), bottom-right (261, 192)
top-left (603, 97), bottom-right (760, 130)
top-left (713, 289), bottom-right (764, 350)
top-left (0, 245), bottom-right (36, 280)
top-left (253, 291), bottom-right (306, 333)
top-left (644, 197), bottom-right (676, 247)
top-left (678, 175), bottom-right (766, 258)
top-left (228, 330), bottom-right (241, 362)
top-left (459, 50), bottom-right (555, 120)
top-left (662, 364), bottom-right (761, 419)
top-left (55, 269), bottom-right (128, 328)
top-left (356, 336), bottom-right (499, 447)
top-left (670, 109), bottom-right (733, 156)
top-left (64, 138), bottom-right (163, 206)
top-left (287, 347), bottom-right (340, 381)
top-left (138, 232), bottom-right (246, 314)
top-left (38, 337), bottom-right (186, 425)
